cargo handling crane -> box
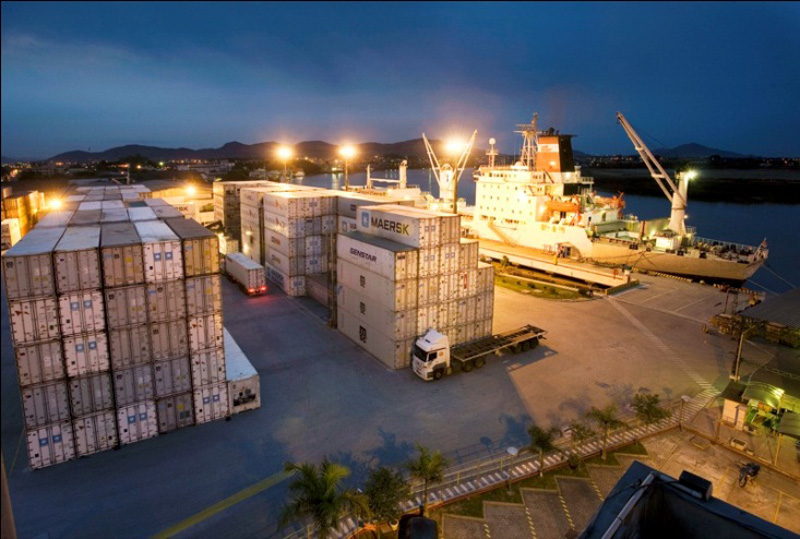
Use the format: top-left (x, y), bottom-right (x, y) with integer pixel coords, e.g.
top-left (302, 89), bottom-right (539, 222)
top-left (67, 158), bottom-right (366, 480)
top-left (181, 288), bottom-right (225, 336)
top-left (422, 129), bottom-right (477, 214)
top-left (616, 112), bottom-right (694, 236)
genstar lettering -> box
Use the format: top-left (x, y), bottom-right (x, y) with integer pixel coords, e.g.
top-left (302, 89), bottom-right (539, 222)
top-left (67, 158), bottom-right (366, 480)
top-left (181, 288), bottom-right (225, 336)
top-left (371, 217), bottom-right (410, 235)
top-left (350, 248), bottom-right (377, 262)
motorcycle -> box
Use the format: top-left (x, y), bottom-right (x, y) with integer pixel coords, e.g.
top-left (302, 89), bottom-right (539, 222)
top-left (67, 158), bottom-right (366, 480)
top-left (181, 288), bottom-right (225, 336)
top-left (738, 462), bottom-right (761, 487)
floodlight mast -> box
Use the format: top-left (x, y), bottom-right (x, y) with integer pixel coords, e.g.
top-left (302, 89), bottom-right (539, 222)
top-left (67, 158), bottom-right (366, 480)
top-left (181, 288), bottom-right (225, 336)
top-left (617, 112), bottom-right (690, 235)
top-left (422, 129), bottom-right (478, 214)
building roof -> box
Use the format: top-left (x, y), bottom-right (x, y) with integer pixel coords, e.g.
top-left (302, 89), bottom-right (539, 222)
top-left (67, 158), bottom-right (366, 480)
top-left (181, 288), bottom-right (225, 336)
top-left (747, 350), bottom-right (800, 401)
top-left (720, 380), bottom-right (747, 404)
top-left (742, 288), bottom-right (800, 327)
top-left (581, 461), bottom-right (796, 538)
top-left (777, 411), bottom-right (800, 438)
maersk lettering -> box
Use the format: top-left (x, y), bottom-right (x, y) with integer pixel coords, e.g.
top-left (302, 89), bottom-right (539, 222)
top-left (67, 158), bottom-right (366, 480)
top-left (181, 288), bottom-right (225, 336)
top-left (350, 248), bottom-right (377, 263)
top-left (371, 217), bottom-right (410, 235)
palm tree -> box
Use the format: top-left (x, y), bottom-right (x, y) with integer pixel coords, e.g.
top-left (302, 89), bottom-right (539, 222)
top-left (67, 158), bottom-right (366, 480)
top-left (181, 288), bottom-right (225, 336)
top-left (631, 392), bottom-right (671, 427)
top-left (528, 425), bottom-right (560, 476)
top-left (364, 466), bottom-right (411, 525)
top-left (567, 420), bottom-right (595, 467)
top-left (279, 459), bottom-right (370, 539)
top-left (586, 404), bottom-right (628, 460)
top-left (406, 443), bottom-right (449, 508)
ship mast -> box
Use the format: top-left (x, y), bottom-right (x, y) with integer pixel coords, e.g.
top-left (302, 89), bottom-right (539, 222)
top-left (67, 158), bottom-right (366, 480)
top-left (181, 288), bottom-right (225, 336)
top-left (515, 113), bottom-right (538, 169)
top-left (617, 112), bottom-right (693, 236)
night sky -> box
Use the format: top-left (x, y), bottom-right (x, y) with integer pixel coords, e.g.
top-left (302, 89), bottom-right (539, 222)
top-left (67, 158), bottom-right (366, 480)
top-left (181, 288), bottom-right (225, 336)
top-left (2, 2), bottom-right (799, 159)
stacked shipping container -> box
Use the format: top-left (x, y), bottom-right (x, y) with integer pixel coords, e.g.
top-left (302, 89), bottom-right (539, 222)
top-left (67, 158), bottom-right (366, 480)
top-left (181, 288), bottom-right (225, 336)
top-left (3, 185), bottom-right (233, 469)
top-left (336, 205), bottom-right (494, 370)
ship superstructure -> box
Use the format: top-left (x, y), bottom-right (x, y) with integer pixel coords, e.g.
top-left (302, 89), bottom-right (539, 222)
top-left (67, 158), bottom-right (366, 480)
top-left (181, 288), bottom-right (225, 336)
top-left (468, 115), bottom-right (768, 284)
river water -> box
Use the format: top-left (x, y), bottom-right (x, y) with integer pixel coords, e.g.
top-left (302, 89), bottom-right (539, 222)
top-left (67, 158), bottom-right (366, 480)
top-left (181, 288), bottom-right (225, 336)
top-left (293, 168), bottom-right (798, 296)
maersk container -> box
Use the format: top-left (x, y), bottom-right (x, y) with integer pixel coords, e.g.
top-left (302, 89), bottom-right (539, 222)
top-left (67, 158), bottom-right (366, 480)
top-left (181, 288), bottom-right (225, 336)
top-left (69, 209), bottom-right (102, 226)
top-left (2, 226), bottom-right (65, 299)
top-left (145, 280), bottom-right (186, 322)
top-left (127, 207), bottom-right (157, 221)
top-left (185, 275), bottom-right (223, 314)
top-left (266, 248), bottom-right (304, 277)
top-left (105, 285), bottom-right (148, 328)
top-left (26, 421), bottom-right (75, 469)
top-left (153, 357), bottom-right (192, 397)
top-left (101, 222), bottom-right (145, 288)
top-left (224, 328), bottom-right (260, 415)
top-left (337, 216), bottom-right (358, 234)
top-left (338, 286), bottom-right (418, 340)
top-left (54, 226), bottom-right (102, 293)
top-left (416, 276), bottom-right (440, 308)
top-left (193, 383), bottom-right (229, 424)
top-left (265, 228), bottom-right (304, 258)
top-left (335, 192), bottom-right (414, 219)
top-left (63, 332), bottom-right (110, 378)
top-left (156, 392), bottom-right (194, 433)
top-left (356, 205), bottom-right (441, 249)
top-left (109, 324), bottom-right (151, 369)
top-left (418, 248), bottom-right (440, 278)
top-left (188, 312), bottom-right (224, 352)
top-left (165, 217), bottom-right (219, 277)
top-left (15, 340), bottom-right (64, 387)
top-left (459, 239), bottom-right (480, 270)
top-left (73, 410), bottom-right (117, 457)
top-left (190, 347), bottom-right (226, 387)
top-left (133, 220), bottom-right (183, 283)
top-left (224, 253), bottom-right (266, 294)
top-left (117, 401), bottom-right (158, 445)
top-left (101, 208), bottom-right (129, 223)
top-left (22, 381), bottom-right (71, 429)
top-left (337, 307), bottom-right (414, 370)
top-left (336, 259), bottom-right (418, 311)
top-left (58, 290), bottom-right (105, 336)
top-left (113, 364), bottom-right (155, 407)
top-left (264, 263), bottom-right (306, 296)
top-left (337, 232), bottom-right (419, 282)
top-left (68, 372), bottom-right (114, 416)
top-left (35, 210), bottom-right (75, 228)
top-left (439, 214), bottom-right (461, 245)
top-left (439, 242), bottom-right (459, 275)
top-left (9, 297), bottom-right (60, 346)
top-left (149, 319), bottom-right (188, 361)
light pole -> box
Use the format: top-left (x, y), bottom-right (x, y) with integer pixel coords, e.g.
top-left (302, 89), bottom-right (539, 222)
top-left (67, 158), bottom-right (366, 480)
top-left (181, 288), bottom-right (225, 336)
top-left (505, 446), bottom-right (518, 491)
top-left (339, 145), bottom-right (356, 191)
top-left (445, 139), bottom-right (464, 214)
top-left (679, 395), bottom-right (692, 431)
top-left (276, 145), bottom-right (293, 180)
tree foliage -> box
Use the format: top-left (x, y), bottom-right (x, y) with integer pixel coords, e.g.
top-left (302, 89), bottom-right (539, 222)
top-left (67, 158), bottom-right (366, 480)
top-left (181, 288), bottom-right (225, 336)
top-left (528, 425), bottom-right (560, 476)
top-left (406, 443), bottom-right (449, 506)
top-left (279, 459), bottom-right (369, 539)
top-left (364, 466), bottom-right (411, 523)
top-left (586, 404), bottom-right (628, 460)
top-left (631, 393), bottom-right (671, 426)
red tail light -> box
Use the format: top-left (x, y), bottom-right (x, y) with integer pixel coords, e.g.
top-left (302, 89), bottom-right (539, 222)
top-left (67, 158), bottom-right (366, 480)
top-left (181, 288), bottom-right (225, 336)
top-left (260, 286), bottom-right (267, 291)
top-left (248, 288), bottom-right (254, 293)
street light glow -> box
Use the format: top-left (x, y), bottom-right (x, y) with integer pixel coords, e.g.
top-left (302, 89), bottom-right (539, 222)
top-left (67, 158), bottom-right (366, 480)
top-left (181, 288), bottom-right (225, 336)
top-left (339, 145), bottom-right (356, 159)
top-left (49, 198), bottom-right (63, 210)
top-left (685, 170), bottom-right (697, 180)
top-left (445, 139), bottom-right (465, 154)
top-left (186, 185), bottom-right (197, 197)
top-left (277, 146), bottom-right (293, 160)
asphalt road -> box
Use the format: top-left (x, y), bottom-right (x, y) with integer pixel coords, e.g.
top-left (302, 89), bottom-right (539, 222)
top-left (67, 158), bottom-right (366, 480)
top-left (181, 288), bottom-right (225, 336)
top-left (1, 273), bottom-right (779, 538)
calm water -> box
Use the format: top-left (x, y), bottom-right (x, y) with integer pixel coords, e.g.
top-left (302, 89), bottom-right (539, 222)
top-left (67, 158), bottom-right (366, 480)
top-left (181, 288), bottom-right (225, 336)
top-left (295, 168), bottom-right (799, 295)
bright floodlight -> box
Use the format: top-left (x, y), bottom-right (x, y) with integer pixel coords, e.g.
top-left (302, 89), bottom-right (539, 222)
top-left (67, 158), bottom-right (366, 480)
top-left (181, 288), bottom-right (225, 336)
top-left (277, 146), bottom-right (293, 160)
top-left (685, 170), bottom-right (697, 180)
top-left (489, 137), bottom-right (496, 145)
top-left (445, 139), bottom-right (464, 154)
top-left (186, 185), bottom-right (197, 197)
top-left (49, 198), bottom-right (63, 210)
top-left (339, 145), bottom-right (356, 159)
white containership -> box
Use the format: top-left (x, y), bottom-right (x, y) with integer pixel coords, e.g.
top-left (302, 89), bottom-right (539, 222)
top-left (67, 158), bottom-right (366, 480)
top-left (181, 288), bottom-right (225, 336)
top-left (468, 115), bottom-right (768, 285)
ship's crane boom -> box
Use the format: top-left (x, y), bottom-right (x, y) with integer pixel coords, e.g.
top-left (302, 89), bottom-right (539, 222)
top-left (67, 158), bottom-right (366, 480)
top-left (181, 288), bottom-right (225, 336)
top-left (422, 130), bottom-right (477, 214)
top-left (616, 112), bottom-right (690, 235)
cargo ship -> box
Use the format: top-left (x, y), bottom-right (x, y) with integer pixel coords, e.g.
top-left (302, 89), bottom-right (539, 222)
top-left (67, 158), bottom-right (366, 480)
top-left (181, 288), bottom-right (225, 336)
top-left (465, 115), bottom-right (768, 285)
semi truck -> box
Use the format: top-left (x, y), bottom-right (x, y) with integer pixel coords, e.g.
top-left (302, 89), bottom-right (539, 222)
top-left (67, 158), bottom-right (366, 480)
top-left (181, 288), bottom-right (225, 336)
top-left (411, 325), bottom-right (546, 381)
top-left (225, 253), bottom-right (267, 296)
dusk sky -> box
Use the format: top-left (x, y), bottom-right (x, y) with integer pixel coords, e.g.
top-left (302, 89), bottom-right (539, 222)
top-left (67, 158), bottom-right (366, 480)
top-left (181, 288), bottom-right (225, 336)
top-left (2, 2), bottom-right (799, 159)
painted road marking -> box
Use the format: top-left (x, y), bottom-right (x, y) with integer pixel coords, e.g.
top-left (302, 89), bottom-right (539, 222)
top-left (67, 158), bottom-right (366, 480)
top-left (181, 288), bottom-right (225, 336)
top-left (151, 468), bottom-right (294, 539)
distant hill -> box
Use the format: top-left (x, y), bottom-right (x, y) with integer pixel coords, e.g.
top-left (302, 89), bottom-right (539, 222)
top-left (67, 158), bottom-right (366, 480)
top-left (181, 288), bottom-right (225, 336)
top-left (652, 143), bottom-right (745, 158)
top-left (48, 138), bottom-right (484, 163)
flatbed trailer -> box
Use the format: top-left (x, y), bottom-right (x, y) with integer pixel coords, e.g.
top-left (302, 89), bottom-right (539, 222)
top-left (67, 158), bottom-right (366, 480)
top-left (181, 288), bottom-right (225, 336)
top-left (451, 324), bottom-right (546, 367)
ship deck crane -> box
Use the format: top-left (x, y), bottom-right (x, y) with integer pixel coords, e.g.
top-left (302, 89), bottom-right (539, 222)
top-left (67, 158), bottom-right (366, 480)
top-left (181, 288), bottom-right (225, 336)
top-left (617, 112), bottom-right (693, 236)
top-left (422, 129), bottom-right (477, 214)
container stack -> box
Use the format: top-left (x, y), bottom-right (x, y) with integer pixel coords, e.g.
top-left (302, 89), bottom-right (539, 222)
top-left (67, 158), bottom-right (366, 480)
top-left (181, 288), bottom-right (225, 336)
top-left (3, 185), bottom-right (233, 469)
top-left (336, 205), bottom-right (494, 370)
top-left (1, 217), bottom-right (21, 250)
top-left (1, 190), bottom-right (45, 236)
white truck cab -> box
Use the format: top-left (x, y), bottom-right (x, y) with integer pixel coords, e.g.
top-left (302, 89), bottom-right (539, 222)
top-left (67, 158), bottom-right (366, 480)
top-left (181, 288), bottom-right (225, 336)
top-left (411, 329), bottom-right (452, 381)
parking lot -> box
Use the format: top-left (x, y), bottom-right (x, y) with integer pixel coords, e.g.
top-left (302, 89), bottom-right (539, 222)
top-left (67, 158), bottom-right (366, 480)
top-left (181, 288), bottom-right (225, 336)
top-left (1, 274), bottom-right (779, 538)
